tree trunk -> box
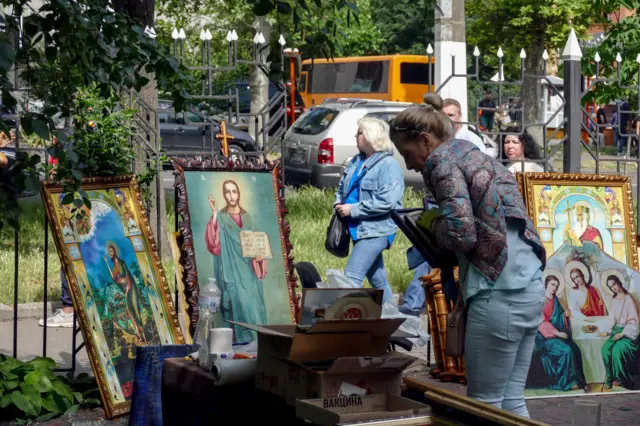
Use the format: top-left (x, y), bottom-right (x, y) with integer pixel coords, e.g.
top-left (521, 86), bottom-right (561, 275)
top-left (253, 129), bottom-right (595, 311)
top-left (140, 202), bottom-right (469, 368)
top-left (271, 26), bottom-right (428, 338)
top-left (250, 16), bottom-right (271, 150)
top-left (115, 0), bottom-right (169, 259)
top-left (522, 28), bottom-right (546, 147)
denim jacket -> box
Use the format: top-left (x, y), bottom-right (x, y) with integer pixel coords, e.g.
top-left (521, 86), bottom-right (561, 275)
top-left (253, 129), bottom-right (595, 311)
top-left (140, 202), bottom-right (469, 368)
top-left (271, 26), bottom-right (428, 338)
top-left (335, 151), bottom-right (404, 239)
top-left (423, 139), bottom-right (546, 281)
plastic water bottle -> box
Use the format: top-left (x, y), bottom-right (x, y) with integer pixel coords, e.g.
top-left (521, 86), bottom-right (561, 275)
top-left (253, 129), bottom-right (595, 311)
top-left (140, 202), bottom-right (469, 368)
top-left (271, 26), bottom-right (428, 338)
top-left (194, 277), bottom-right (222, 370)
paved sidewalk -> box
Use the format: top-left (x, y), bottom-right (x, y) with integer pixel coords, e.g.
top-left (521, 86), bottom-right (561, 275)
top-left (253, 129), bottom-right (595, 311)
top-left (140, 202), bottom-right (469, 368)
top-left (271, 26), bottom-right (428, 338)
top-left (0, 318), bottom-right (91, 374)
top-left (4, 318), bottom-right (640, 425)
top-left (407, 371), bottom-right (640, 426)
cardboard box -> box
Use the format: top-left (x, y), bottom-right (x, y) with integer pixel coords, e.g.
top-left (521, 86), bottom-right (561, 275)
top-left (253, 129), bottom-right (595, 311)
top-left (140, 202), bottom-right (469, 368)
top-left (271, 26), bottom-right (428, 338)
top-left (295, 394), bottom-right (433, 426)
top-left (231, 319), bottom-right (420, 405)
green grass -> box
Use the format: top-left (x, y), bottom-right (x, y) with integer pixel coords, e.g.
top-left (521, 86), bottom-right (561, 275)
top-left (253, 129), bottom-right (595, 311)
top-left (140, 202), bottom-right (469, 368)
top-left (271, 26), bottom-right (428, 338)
top-left (0, 187), bottom-right (426, 305)
top-left (287, 186), bottom-right (426, 293)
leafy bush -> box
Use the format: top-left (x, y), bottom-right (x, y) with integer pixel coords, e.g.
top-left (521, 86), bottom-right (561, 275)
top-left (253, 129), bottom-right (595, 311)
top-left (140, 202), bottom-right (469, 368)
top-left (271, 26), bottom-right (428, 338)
top-left (0, 355), bottom-right (99, 424)
top-left (50, 87), bottom-right (137, 181)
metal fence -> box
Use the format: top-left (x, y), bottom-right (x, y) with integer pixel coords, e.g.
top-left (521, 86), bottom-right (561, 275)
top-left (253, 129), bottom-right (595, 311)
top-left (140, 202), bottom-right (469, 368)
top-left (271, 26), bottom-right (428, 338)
top-left (436, 31), bottom-right (640, 228)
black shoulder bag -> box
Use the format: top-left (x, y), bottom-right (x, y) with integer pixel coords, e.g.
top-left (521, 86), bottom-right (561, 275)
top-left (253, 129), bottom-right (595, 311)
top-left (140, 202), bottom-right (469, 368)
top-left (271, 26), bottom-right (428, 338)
top-left (325, 154), bottom-right (389, 258)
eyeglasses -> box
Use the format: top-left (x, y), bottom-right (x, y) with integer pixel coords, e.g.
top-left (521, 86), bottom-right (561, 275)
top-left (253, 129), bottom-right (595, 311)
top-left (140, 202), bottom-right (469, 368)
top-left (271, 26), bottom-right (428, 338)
top-left (390, 125), bottom-right (420, 133)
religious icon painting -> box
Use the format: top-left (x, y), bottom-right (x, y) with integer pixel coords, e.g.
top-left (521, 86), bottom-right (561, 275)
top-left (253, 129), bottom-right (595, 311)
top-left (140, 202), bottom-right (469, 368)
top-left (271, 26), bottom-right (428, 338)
top-left (41, 176), bottom-right (184, 418)
top-left (518, 173), bottom-right (638, 269)
top-left (172, 157), bottom-right (298, 343)
top-left (517, 173), bottom-right (640, 398)
top-left (525, 243), bottom-right (640, 398)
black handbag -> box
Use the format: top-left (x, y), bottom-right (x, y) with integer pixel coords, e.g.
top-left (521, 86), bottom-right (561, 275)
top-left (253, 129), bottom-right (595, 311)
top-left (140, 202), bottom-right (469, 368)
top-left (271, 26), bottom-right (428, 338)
top-left (325, 154), bottom-right (389, 257)
top-left (325, 212), bottom-right (350, 258)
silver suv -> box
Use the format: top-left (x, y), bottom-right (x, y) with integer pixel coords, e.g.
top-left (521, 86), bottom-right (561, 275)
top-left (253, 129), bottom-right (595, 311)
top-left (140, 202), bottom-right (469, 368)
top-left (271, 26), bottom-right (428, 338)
top-left (282, 99), bottom-right (424, 188)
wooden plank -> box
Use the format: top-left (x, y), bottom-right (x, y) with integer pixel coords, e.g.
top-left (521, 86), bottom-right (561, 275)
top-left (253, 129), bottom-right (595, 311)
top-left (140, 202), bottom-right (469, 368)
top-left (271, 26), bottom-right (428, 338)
top-left (403, 377), bottom-right (549, 426)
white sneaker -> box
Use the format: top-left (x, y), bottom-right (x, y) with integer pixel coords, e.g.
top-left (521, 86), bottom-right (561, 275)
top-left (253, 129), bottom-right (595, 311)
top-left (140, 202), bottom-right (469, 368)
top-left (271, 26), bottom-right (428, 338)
top-left (38, 309), bottom-right (74, 328)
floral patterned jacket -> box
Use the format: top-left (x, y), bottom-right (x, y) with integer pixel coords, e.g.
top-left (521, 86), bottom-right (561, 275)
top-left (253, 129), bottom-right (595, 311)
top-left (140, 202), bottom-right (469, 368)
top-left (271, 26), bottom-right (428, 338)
top-left (423, 139), bottom-right (546, 281)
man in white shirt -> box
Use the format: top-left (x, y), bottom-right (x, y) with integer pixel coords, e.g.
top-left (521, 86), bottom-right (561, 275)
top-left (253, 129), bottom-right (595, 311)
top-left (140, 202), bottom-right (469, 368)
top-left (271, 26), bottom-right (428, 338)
top-left (442, 98), bottom-right (487, 153)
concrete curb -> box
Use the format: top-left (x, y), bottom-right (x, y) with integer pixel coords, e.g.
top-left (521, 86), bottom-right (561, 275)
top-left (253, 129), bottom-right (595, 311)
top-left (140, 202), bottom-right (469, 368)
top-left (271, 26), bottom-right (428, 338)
top-left (1, 294), bottom-right (405, 322)
top-left (0, 301), bottom-right (63, 322)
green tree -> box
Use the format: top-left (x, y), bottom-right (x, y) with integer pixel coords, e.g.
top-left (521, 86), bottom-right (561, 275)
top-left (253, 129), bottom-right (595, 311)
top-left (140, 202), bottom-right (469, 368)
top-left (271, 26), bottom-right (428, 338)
top-left (335, 0), bottom-right (384, 56)
top-left (582, 1), bottom-right (640, 108)
top-left (0, 0), bottom-right (357, 230)
top-left (370, 0), bottom-right (434, 55)
top-left (466, 0), bottom-right (597, 139)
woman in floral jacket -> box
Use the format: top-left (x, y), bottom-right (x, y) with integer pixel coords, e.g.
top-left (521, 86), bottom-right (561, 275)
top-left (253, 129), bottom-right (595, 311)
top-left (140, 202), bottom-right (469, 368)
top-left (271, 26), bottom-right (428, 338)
top-left (389, 97), bottom-right (546, 417)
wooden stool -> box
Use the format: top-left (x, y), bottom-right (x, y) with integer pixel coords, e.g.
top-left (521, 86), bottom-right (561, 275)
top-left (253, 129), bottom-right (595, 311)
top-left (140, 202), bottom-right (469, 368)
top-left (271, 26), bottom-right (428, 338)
top-left (421, 268), bottom-right (466, 384)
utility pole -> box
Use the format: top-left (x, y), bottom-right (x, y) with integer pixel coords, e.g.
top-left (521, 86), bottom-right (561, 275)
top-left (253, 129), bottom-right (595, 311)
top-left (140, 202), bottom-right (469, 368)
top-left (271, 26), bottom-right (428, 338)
top-left (434, 0), bottom-right (469, 122)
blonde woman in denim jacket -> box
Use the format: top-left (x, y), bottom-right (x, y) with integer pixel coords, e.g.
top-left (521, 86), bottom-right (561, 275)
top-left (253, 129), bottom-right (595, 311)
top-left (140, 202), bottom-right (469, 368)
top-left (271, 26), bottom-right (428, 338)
top-left (389, 100), bottom-right (546, 417)
top-left (334, 117), bottom-right (405, 303)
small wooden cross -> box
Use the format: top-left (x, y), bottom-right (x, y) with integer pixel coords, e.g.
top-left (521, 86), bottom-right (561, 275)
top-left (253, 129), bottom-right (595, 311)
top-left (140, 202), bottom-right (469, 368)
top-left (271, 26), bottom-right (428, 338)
top-left (216, 121), bottom-right (235, 157)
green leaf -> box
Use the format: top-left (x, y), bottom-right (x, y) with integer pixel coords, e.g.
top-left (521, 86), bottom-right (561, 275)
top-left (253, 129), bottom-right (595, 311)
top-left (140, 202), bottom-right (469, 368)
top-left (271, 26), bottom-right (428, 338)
top-left (51, 379), bottom-right (74, 404)
top-left (45, 46), bottom-right (58, 63)
top-left (73, 391), bottom-right (83, 403)
top-left (11, 388), bottom-right (41, 417)
top-left (72, 170), bottom-right (83, 181)
top-left (22, 115), bottom-right (50, 140)
top-left (24, 372), bottom-right (53, 393)
top-left (4, 379), bottom-right (18, 390)
top-left (67, 150), bottom-right (78, 163)
top-left (0, 42), bottom-right (16, 71)
top-left (0, 363), bottom-right (18, 380)
top-left (0, 393), bottom-right (12, 408)
top-left (83, 397), bottom-right (100, 406)
top-left (62, 193), bottom-right (75, 205)
top-left (66, 404), bottom-right (80, 414)
top-left (345, 1), bottom-right (360, 13)
top-left (277, 1), bottom-right (292, 14)
top-left (82, 197), bottom-right (92, 210)
top-left (36, 412), bottom-right (59, 422)
top-left (41, 394), bottom-right (63, 414)
top-left (72, 198), bottom-right (83, 208)
top-left (254, 0), bottom-right (275, 15)
top-left (26, 357), bottom-right (56, 373)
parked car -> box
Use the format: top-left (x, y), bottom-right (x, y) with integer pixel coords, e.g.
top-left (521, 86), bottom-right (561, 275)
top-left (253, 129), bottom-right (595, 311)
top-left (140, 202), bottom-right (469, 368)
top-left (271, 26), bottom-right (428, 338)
top-left (158, 101), bottom-right (257, 155)
top-left (282, 99), bottom-right (424, 189)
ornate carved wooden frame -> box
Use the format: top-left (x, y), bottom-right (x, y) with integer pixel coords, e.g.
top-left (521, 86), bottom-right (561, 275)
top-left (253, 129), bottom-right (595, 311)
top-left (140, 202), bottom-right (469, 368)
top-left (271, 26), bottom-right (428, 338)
top-left (518, 172), bottom-right (639, 270)
top-left (41, 175), bottom-right (184, 419)
top-left (171, 156), bottom-right (298, 334)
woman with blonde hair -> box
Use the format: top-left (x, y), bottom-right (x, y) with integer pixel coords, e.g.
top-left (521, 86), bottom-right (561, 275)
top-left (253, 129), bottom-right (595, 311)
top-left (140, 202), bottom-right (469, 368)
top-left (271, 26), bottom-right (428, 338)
top-left (388, 98), bottom-right (546, 417)
top-left (333, 116), bottom-right (405, 303)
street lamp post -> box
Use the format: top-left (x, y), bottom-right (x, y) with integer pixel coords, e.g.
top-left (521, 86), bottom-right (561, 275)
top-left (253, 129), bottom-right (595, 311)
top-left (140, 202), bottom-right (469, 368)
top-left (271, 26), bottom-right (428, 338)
top-left (283, 47), bottom-right (300, 124)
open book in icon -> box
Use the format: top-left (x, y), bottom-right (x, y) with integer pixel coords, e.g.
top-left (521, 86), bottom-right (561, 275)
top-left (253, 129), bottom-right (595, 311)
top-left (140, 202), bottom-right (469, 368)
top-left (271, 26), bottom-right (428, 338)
top-left (240, 230), bottom-right (273, 259)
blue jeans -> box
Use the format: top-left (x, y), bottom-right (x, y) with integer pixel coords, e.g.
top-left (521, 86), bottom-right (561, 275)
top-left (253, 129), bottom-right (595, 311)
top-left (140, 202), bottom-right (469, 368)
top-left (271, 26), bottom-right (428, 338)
top-left (617, 133), bottom-right (627, 154)
top-left (465, 281), bottom-right (545, 417)
top-left (401, 262), bottom-right (430, 312)
top-left (60, 270), bottom-right (73, 307)
top-left (129, 344), bottom-right (199, 426)
top-left (344, 236), bottom-right (393, 303)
